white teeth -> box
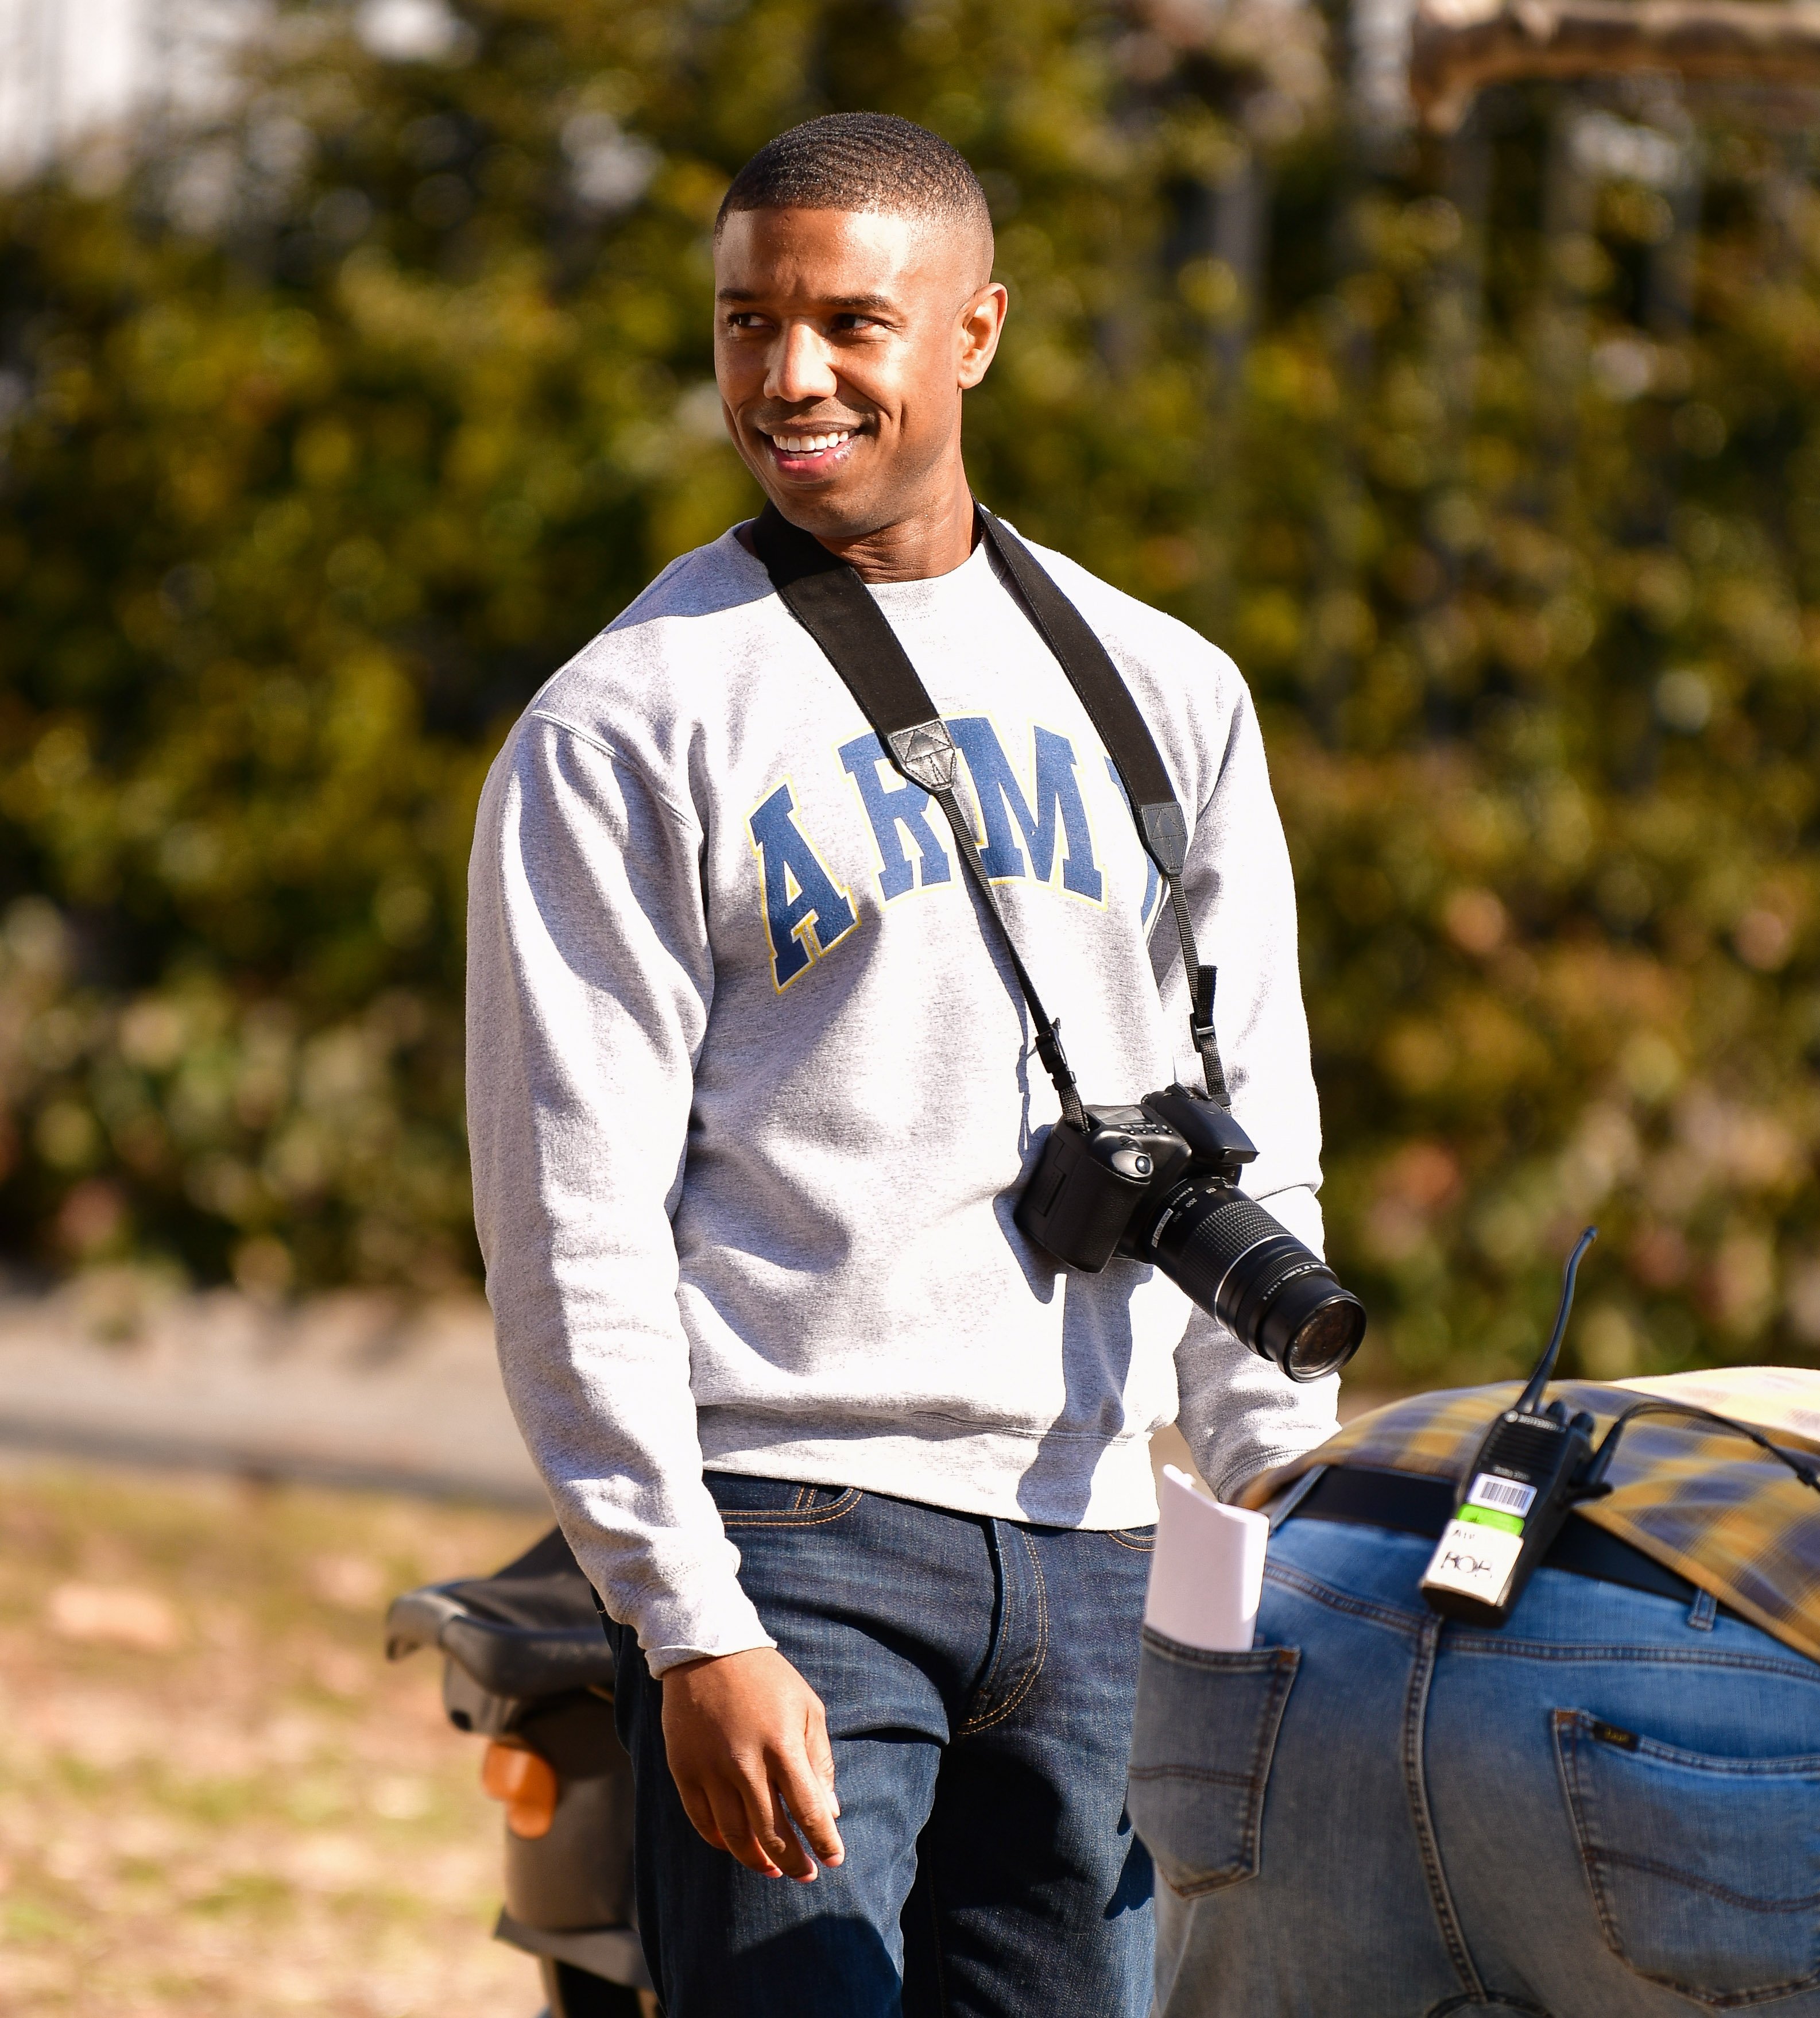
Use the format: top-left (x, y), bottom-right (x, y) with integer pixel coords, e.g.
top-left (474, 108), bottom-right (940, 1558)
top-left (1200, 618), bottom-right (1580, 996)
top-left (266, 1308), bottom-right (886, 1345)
top-left (773, 431), bottom-right (851, 454)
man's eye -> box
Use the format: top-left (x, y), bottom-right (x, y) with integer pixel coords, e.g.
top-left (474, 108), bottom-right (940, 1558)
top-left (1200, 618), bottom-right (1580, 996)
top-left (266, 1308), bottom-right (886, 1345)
top-left (725, 314), bottom-right (768, 330)
top-left (830, 315), bottom-right (881, 334)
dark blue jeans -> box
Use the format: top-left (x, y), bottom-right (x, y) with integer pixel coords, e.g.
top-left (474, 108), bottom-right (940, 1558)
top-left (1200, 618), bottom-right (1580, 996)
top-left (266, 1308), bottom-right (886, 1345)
top-left (606, 1475), bottom-right (1156, 2017)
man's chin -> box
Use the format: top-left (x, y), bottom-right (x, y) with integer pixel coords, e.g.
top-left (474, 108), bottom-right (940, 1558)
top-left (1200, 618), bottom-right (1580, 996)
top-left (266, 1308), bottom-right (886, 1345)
top-left (754, 470), bottom-right (883, 543)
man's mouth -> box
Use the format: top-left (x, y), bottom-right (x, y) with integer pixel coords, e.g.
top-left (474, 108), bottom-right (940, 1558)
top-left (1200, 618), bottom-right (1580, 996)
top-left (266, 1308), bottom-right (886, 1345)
top-left (757, 424), bottom-right (861, 474)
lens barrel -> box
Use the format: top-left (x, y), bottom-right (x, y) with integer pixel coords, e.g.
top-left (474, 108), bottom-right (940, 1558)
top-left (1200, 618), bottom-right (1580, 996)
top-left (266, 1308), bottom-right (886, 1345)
top-left (1146, 1181), bottom-right (1365, 1381)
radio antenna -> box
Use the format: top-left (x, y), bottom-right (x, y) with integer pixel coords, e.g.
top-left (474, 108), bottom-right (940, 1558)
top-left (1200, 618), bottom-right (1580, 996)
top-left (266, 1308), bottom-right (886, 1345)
top-left (1517, 1226), bottom-right (1598, 1414)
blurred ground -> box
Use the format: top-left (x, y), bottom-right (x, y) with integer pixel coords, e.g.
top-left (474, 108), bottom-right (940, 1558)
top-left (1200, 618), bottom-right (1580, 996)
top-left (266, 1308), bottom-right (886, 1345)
top-left (0, 1275), bottom-right (1390, 1508)
top-left (0, 1282), bottom-right (1394, 2012)
top-left (0, 1456), bottom-right (549, 2016)
top-left (0, 1276), bottom-right (544, 1504)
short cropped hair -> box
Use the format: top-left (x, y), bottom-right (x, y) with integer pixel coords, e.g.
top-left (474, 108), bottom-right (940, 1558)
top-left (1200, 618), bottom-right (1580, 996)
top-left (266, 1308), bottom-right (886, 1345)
top-left (717, 113), bottom-right (993, 255)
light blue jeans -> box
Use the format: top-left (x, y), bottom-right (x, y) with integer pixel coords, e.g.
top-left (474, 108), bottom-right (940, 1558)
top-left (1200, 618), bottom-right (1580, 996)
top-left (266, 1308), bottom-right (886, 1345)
top-left (1129, 1514), bottom-right (1820, 2016)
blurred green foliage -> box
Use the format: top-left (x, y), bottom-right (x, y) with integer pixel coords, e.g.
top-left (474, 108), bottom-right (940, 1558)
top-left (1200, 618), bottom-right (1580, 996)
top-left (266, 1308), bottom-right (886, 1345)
top-left (1, 0), bottom-right (1816, 1384)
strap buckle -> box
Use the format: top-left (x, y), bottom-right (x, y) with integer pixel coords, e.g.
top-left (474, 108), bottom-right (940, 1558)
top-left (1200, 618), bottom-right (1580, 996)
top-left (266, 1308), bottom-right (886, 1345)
top-left (1190, 965), bottom-right (1219, 1052)
top-left (1033, 1018), bottom-right (1075, 1090)
top-left (1189, 964), bottom-right (1231, 1104)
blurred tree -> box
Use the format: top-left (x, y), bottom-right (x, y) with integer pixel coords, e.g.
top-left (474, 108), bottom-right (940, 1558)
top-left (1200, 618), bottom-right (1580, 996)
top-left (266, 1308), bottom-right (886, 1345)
top-left (0, 0), bottom-right (1815, 1387)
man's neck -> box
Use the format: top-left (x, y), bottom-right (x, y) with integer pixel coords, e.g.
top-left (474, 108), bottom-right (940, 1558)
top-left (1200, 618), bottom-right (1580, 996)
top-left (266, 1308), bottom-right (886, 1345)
top-left (741, 465), bottom-right (979, 583)
top-left (821, 471), bottom-right (978, 583)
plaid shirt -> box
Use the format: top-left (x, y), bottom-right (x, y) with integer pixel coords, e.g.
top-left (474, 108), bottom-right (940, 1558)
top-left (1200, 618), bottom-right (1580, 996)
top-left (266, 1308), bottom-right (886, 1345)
top-left (1241, 1376), bottom-right (1820, 1667)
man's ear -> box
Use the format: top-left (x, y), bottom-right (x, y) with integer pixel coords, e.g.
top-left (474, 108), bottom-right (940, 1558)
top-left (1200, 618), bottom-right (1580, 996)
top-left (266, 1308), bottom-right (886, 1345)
top-left (958, 281), bottom-right (1008, 389)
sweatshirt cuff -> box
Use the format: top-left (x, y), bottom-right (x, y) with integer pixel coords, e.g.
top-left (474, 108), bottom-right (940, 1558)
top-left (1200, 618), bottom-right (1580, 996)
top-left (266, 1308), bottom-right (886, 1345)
top-left (632, 1577), bottom-right (778, 1678)
top-left (1209, 1421), bottom-right (1342, 1504)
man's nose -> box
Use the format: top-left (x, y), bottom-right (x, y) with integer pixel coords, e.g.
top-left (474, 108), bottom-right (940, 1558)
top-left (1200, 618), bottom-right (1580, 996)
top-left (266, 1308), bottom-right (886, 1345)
top-left (765, 322), bottom-right (839, 404)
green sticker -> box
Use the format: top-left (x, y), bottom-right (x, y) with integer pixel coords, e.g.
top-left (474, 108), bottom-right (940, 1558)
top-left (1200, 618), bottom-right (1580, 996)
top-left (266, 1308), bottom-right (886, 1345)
top-left (1458, 1503), bottom-right (1524, 1536)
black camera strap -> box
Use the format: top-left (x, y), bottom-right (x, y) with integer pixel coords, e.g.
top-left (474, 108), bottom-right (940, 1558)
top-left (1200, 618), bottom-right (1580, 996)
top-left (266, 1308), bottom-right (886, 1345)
top-left (975, 509), bottom-right (1229, 1104)
top-left (753, 500), bottom-right (1232, 1110)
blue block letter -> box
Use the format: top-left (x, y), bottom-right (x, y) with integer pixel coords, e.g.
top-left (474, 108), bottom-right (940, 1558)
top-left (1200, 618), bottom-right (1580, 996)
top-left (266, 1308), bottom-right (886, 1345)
top-left (950, 719), bottom-right (1104, 902)
top-left (838, 734), bottom-right (954, 901)
top-left (748, 782), bottom-right (859, 990)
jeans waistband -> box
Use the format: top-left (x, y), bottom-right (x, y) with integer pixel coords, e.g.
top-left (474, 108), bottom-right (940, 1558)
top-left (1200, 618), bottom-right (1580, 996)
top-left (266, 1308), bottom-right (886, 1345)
top-left (1285, 1464), bottom-right (1735, 1619)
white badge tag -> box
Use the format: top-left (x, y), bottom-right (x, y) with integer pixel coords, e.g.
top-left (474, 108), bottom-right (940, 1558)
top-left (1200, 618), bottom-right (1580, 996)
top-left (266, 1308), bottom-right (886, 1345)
top-left (1422, 1518), bottom-right (1524, 1609)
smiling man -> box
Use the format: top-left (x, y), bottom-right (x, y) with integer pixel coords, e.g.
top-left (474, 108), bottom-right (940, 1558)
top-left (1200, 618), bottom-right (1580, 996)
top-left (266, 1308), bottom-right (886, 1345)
top-left (467, 113), bottom-right (1339, 2017)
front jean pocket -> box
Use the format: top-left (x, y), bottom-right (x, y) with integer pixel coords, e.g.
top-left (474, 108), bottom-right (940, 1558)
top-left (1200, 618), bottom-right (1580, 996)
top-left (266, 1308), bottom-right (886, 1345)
top-left (1125, 1627), bottom-right (1299, 1899)
top-left (706, 1474), bottom-right (863, 1528)
top-left (1554, 1707), bottom-right (1820, 2008)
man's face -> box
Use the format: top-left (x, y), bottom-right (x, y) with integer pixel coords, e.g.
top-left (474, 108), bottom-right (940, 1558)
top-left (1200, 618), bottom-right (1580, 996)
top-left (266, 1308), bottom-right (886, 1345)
top-left (713, 206), bottom-right (1005, 543)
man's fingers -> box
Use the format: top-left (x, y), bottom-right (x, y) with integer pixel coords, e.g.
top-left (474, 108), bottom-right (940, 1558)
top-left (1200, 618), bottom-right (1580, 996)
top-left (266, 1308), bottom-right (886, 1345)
top-left (741, 1772), bottom-right (818, 1882)
top-left (806, 1703), bottom-right (840, 1810)
top-left (658, 1648), bottom-right (844, 1880)
top-left (775, 1748), bottom-right (845, 1868)
top-left (674, 1778), bottom-right (730, 1855)
top-left (703, 1776), bottom-right (784, 1877)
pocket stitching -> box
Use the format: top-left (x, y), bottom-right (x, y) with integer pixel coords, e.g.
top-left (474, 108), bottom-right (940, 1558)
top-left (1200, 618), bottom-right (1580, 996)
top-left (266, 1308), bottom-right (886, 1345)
top-left (1554, 1708), bottom-right (1820, 2009)
top-left (1140, 1629), bottom-right (1290, 1672)
top-left (719, 1486), bottom-right (863, 1529)
top-left (958, 1526), bottom-right (1051, 1735)
top-left (1596, 1847), bottom-right (1820, 1915)
top-left (1609, 1726), bottom-right (1820, 1779)
top-left (1129, 1765), bottom-right (1257, 1789)
top-left (1133, 1645), bottom-right (1300, 1900)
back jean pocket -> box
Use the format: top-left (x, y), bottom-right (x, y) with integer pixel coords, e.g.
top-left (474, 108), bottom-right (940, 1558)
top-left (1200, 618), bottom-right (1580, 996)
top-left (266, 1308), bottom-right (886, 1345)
top-left (705, 1474), bottom-right (863, 1528)
top-left (1125, 1628), bottom-right (1299, 1899)
top-left (1554, 1707), bottom-right (1820, 2008)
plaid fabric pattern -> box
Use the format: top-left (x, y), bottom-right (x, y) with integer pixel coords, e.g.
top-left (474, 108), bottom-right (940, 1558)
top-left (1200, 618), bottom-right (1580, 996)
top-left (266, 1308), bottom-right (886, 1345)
top-left (1241, 1379), bottom-right (1820, 1667)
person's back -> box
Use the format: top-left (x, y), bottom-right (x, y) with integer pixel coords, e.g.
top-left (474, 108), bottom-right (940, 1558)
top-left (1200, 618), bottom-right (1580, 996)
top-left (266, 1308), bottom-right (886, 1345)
top-left (1132, 1368), bottom-right (1820, 2017)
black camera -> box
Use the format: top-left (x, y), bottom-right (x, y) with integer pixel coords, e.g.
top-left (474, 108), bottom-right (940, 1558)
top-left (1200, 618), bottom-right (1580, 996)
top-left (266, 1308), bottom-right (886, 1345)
top-left (1014, 1085), bottom-right (1366, 1382)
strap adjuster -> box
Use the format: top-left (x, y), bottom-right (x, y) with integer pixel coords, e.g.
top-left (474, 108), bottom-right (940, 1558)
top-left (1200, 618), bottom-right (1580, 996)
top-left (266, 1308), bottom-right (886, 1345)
top-left (1034, 1018), bottom-right (1075, 1088)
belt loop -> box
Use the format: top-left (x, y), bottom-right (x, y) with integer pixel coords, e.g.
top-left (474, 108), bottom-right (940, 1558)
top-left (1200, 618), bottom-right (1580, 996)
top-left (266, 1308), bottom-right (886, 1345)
top-left (1687, 1587), bottom-right (1718, 1632)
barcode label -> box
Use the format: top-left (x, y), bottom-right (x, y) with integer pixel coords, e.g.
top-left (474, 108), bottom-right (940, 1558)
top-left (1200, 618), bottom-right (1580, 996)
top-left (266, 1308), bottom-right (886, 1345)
top-left (1468, 1473), bottom-right (1537, 1517)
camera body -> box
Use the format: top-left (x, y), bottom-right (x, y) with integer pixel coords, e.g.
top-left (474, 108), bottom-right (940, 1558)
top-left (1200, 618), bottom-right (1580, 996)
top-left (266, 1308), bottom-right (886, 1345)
top-left (1015, 1086), bottom-right (1252, 1269)
top-left (1014, 1085), bottom-right (1365, 1382)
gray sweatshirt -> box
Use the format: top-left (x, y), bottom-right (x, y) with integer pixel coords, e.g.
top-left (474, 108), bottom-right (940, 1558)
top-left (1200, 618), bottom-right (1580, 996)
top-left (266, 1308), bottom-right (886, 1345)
top-left (466, 524), bottom-right (1340, 1673)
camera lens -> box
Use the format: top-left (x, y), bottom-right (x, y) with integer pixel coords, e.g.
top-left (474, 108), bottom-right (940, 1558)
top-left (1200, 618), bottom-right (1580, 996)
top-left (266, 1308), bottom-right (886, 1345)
top-left (1258, 1265), bottom-right (1369, 1382)
top-left (1144, 1182), bottom-right (1365, 1382)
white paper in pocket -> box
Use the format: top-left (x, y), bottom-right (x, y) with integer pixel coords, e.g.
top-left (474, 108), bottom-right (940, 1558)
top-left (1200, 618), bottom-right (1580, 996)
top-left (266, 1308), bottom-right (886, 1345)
top-left (1143, 1464), bottom-right (1271, 1652)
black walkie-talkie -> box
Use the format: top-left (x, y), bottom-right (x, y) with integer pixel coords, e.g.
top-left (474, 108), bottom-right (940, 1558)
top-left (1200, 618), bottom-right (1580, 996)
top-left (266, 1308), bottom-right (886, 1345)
top-left (1420, 1230), bottom-right (1607, 1627)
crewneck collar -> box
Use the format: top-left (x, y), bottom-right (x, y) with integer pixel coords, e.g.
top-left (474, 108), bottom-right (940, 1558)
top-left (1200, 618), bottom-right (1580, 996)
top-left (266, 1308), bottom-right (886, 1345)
top-left (862, 534), bottom-right (1001, 621)
top-left (728, 517), bottom-right (1005, 620)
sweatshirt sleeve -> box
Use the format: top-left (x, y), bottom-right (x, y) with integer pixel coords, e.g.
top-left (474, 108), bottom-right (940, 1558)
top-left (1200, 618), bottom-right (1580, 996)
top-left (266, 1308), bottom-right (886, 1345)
top-left (1166, 671), bottom-right (1343, 1499)
top-left (466, 710), bottom-right (775, 1673)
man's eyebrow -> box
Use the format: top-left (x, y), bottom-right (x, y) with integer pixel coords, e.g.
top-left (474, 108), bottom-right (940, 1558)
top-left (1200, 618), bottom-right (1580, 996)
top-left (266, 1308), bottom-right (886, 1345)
top-left (715, 288), bottom-right (899, 312)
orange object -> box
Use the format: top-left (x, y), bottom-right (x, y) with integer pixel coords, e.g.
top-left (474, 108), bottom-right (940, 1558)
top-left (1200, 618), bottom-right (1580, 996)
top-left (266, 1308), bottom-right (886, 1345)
top-left (480, 1739), bottom-right (559, 1839)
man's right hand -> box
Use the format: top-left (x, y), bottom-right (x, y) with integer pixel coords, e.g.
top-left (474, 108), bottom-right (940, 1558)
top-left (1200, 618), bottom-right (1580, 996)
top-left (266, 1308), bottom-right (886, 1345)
top-left (660, 1646), bottom-right (846, 1882)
